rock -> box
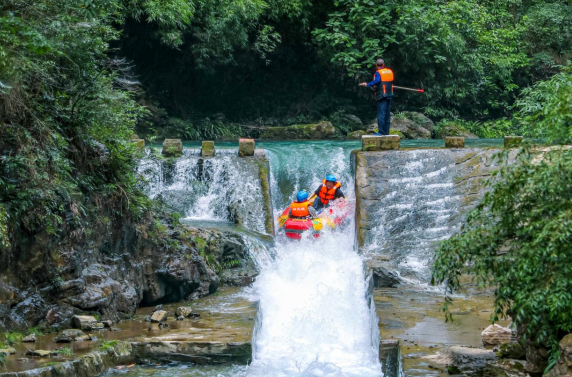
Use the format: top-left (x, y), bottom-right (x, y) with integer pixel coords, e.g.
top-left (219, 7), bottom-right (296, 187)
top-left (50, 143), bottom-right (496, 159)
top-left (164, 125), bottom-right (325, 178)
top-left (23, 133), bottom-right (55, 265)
top-left (162, 139), bottom-right (183, 157)
top-left (0, 347), bottom-right (16, 355)
top-left (22, 333), bottom-right (37, 342)
top-left (177, 316), bottom-right (184, 321)
top-left (545, 334), bottom-right (572, 377)
top-left (341, 114), bottom-right (363, 129)
top-left (26, 349), bottom-right (52, 357)
top-left (71, 315), bottom-right (98, 331)
top-left (445, 136), bottom-right (465, 148)
top-left (110, 327), bottom-right (121, 332)
top-left (54, 333), bottom-right (73, 343)
top-left (201, 140), bottom-right (215, 157)
top-left (448, 346), bottom-right (497, 375)
top-left (61, 329), bottom-right (86, 339)
top-left (75, 334), bottom-right (92, 341)
top-left (504, 136), bottom-right (523, 148)
top-left (362, 135), bottom-right (400, 151)
top-left (365, 257), bottom-right (401, 287)
top-left (238, 139), bottom-right (255, 157)
top-left (435, 122), bottom-right (478, 139)
top-left (496, 342), bottom-right (526, 360)
top-left (132, 139), bottom-right (145, 149)
top-left (347, 130), bottom-right (367, 140)
top-left (260, 121), bottom-right (335, 140)
top-left (150, 310), bottom-right (168, 323)
top-left (482, 324), bottom-right (512, 347)
top-left (175, 306), bottom-right (193, 318)
top-left (144, 315), bottom-right (152, 322)
top-left (402, 111), bottom-right (435, 132)
top-left (518, 323), bottom-right (549, 376)
top-left (101, 320), bottom-right (112, 328)
top-left (158, 322), bottom-right (170, 329)
top-left (9, 294), bottom-right (47, 328)
top-left (391, 117), bottom-right (431, 139)
top-left (154, 304), bottom-right (164, 312)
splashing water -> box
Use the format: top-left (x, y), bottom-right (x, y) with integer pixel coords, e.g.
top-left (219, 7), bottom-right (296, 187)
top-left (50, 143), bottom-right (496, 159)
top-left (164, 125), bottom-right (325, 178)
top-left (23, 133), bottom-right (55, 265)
top-left (138, 148), bottom-right (268, 233)
top-left (243, 141), bottom-right (382, 377)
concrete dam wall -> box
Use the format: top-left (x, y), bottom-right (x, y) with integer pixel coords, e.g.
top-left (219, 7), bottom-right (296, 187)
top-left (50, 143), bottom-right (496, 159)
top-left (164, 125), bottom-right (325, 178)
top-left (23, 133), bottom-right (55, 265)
top-left (353, 147), bottom-right (509, 284)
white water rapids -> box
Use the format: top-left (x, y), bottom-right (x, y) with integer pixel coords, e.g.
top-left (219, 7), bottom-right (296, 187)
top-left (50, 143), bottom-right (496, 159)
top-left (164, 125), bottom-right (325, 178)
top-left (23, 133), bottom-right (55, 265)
top-left (137, 141), bottom-right (383, 376)
top-left (245, 141), bottom-right (382, 377)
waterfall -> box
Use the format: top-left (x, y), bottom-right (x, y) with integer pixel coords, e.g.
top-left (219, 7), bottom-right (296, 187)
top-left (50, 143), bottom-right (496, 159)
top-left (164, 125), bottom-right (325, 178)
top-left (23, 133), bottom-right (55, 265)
top-left (360, 149), bottom-right (464, 284)
top-left (244, 141), bottom-right (382, 377)
top-left (138, 148), bottom-right (268, 234)
top-left (137, 141), bottom-right (382, 376)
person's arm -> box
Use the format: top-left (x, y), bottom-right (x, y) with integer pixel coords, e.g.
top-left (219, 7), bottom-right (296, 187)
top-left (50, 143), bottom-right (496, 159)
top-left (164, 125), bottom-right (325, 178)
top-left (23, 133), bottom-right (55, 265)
top-left (314, 187), bottom-right (321, 196)
top-left (308, 206), bottom-right (317, 219)
top-left (335, 188), bottom-right (345, 199)
top-left (359, 72), bottom-right (380, 87)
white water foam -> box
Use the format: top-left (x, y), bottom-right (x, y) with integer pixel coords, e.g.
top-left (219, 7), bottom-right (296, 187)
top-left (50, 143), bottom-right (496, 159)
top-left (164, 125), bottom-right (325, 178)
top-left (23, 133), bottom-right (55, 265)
top-left (246, 230), bottom-right (382, 377)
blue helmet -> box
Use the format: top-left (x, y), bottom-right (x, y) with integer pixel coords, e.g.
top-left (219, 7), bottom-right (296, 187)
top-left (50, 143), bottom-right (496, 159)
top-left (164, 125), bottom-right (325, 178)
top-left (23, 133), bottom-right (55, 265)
top-left (325, 174), bottom-right (337, 183)
top-left (296, 190), bottom-right (309, 202)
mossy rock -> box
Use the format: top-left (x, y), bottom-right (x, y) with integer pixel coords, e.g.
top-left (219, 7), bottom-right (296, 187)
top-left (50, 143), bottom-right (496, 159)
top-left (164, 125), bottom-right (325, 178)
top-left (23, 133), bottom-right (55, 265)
top-left (260, 121), bottom-right (335, 140)
top-left (497, 342), bottom-right (526, 360)
top-left (389, 129), bottom-right (405, 138)
top-left (347, 130), bottom-right (367, 139)
top-left (435, 122), bottom-right (478, 139)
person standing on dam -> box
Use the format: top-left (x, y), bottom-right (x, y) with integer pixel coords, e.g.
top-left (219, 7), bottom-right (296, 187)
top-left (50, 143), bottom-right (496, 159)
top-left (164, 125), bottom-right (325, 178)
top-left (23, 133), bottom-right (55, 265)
top-left (359, 58), bottom-right (394, 136)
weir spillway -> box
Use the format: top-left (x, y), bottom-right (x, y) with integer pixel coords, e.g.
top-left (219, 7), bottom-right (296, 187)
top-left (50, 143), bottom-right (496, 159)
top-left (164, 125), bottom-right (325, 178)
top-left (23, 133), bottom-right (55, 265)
top-left (129, 140), bottom-right (508, 377)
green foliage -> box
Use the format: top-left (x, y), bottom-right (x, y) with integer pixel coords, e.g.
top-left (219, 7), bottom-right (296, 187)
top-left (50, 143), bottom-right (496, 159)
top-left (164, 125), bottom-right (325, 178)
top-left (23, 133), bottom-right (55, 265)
top-left (98, 339), bottom-right (118, 351)
top-left (0, 0), bottom-right (153, 257)
top-left (432, 68), bottom-right (572, 365)
top-left (0, 332), bottom-right (24, 346)
top-left (434, 118), bottom-right (525, 139)
top-left (27, 327), bottom-right (43, 337)
top-left (514, 64), bottom-right (572, 142)
top-left (54, 347), bottom-right (73, 357)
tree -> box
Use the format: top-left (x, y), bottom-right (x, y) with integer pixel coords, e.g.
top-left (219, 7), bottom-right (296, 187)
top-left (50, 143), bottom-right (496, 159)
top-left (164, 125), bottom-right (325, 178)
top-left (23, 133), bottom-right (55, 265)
top-left (432, 65), bottom-right (572, 368)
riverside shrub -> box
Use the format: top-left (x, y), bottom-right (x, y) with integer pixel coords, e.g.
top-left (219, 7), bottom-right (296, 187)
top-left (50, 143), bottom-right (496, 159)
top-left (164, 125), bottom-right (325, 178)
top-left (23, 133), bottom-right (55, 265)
top-left (432, 65), bottom-right (572, 367)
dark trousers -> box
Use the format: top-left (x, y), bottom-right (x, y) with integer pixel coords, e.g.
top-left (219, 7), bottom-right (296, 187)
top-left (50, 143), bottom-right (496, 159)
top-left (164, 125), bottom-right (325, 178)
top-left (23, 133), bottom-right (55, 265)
top-left (376, 98), bottom-right (392, 135)
top-left (313, 197), bottom-right (325, 211)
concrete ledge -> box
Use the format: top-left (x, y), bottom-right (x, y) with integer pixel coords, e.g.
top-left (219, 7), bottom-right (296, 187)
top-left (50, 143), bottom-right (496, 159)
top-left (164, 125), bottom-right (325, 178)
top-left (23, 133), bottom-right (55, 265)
top-left (504, 136), bottom-right (523, 148)
top-left (362, 135), bottom-right (400, 151)
top-left (379, 339), bottom-right (401, 377)
top-left (238, 139), bottom-right (255, 157)
top-left (445, 136), bottom-right (465, 148)
top-left (131, 341), bottom-right (251, 365)
top-left (162, 139), bottom-right (183, 157)
top-left (201, 141), bottom-right (215, 157)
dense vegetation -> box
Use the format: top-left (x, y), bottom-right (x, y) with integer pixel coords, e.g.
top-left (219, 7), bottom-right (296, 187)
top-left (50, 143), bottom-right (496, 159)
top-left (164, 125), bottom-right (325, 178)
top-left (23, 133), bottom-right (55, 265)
top-left (118, 0), bottom-right (572, 139)
top-left (2, 0), bottom-right (572, 366)
top-left (433, 65), bottom-right (572, 368)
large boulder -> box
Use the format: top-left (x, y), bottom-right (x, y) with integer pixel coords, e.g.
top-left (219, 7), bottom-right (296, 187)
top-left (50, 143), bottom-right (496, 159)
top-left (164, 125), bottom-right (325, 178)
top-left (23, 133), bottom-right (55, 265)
top-left (175, 306), bottom-right (193, 318)
top-left (435, 122), bottom-right (479, 139)
top-left (340, 114), bottom-right (364, 130)
top-left (365, 257), bottom-right (401, 288)
top-left (401, 111), bottom-right (435, 132)
top-left (482, 324), bottom-right (512, 347)
top-left (546, 334), bottom-right (572, 377)
top-left (8, 294), bottom-right (47, 328)
top-left (72, 315), bottom-right (98, 331)
top-left (366, 112), bottom-right (434, 139)
top-left (391, 116), bottom-right (431, 139)
top-left (150, 310), bottom-right (168, 323)
top-left (347, 130), bottom-right (366, 140)
top-left (260, 121), bottom-right (335, 140)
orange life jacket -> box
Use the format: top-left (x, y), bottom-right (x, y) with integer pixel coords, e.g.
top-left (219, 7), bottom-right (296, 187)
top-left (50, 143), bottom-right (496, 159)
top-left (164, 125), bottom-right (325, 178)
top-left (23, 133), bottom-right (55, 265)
top-left (318, 180), bottom-right (342, 205)
top-left (290, 200), bottom-right (312, 217)
top-left (374, 68), bottom-right (394, 100)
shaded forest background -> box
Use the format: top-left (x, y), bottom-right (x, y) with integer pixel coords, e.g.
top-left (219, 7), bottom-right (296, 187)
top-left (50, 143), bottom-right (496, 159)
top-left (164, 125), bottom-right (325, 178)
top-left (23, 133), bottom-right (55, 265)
top-left (118, 0), bottom-right (572, 139)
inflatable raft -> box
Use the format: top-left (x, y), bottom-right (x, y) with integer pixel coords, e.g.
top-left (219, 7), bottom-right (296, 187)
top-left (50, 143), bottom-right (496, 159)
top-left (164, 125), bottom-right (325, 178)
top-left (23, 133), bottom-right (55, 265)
top-left (277, 198), bottom-right (349, 240)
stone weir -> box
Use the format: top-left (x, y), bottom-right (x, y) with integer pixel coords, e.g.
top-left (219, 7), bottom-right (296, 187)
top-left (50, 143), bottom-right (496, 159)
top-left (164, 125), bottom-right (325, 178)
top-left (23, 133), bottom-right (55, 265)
top-left (353, 147), bottom-right (513, 284)
top-left (139, 147), bottom-right (274, 236)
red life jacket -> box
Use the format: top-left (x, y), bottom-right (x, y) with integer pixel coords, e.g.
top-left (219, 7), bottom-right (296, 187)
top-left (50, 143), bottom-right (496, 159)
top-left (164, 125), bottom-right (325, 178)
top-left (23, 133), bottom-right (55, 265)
top-left (290, 200), bottom-right (312, 217)
top-left (374, 68), bottom-right (394, 100)
top-left (318, 180), bottom-right (342, 205)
